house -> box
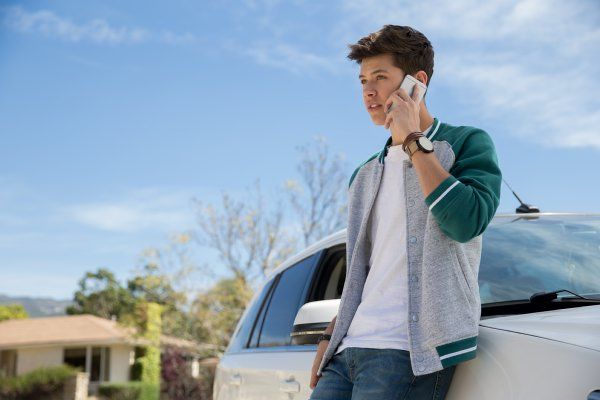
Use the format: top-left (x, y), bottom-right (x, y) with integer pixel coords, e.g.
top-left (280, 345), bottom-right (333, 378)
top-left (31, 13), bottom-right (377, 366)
top-left (0, 314), bottom-right (215, 389)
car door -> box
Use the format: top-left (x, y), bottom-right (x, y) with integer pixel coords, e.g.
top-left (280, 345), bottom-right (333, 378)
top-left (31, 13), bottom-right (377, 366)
top-left (285, 244), bottom-right (346, 399)
top-left (247, 245), bottom-right (347, 400)
top-left (214, 244), bottom-right (347, 400)
top-left (239, 251), bottom-right (321, 399)
top-left (213, 276), bottom-right (277, 400)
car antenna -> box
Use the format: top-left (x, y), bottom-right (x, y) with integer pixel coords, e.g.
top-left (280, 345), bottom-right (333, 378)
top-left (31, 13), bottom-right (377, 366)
top-left (502, 179), bottom-right (540, 214)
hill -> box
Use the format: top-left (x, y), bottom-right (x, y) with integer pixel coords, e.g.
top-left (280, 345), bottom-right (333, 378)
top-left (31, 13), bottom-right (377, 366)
top-left (0, 294), bottom-right (72, 317)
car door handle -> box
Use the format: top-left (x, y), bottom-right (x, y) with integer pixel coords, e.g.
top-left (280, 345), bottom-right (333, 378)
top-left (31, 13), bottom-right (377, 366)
top-left (279, 378), bottom-right (300, 393)
top-left (230, 373), bottom-right (242, 386)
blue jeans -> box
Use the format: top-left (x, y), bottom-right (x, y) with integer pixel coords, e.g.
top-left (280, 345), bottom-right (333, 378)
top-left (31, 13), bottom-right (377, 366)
top-left (309, 347), bottom-right (456, 400)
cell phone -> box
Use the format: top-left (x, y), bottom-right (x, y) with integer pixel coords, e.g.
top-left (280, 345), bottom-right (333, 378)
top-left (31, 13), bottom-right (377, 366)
top-left (386, 75), bottom-right (427, 113)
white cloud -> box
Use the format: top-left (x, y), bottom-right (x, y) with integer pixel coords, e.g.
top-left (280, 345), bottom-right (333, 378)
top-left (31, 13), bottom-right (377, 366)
top-left (340, 0), bottom-right (597, 44)
top-left (241, 0), bottom-right (282, 9)
top-left (439, 58), bottom-right (600, 147)
top-left (337, 0), bottom-right (600, 148)
top-left (237, 41), bottom-right (341, 75)
top-left (2, 6), bottom-right (195, 45)
top-left (64, 188), bottom-right (194, 233)
top-left (160, 30), bottom-right (196, 45)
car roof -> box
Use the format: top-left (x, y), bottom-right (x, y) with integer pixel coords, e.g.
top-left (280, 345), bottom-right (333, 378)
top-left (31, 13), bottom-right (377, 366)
top-left (264, 212), bottom-right (600, 281)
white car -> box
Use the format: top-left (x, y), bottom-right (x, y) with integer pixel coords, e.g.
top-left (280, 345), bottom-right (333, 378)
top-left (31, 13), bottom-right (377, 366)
top-left (213, 213), bottom-right (600, 400)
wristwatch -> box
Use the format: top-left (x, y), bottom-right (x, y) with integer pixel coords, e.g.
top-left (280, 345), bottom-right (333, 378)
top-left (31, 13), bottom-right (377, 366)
top-left (404, 135), bottom-right (434, 159)
top-left (317, 333), bottom-right (331, 344)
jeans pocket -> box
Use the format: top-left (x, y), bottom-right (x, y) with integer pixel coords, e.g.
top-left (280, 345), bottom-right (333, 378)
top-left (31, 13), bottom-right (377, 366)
top-left (433, 366), bottom-right (456, 400)
top-left (401, 375), bottom-right (417, 400)
top-left (433, 370), bottom-right (443, 398)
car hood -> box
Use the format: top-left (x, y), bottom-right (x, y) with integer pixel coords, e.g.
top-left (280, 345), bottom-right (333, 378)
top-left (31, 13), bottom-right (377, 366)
top-left (479, 305), bottom-right (600, 351)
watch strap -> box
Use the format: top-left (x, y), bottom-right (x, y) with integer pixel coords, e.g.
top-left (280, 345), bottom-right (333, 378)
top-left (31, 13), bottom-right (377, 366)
top-left (317, 333), bottom-right (332, 343)
top-left (405, 140), bottom-right (421, 159)
top-left (402, 132), bottom-right (423, 152)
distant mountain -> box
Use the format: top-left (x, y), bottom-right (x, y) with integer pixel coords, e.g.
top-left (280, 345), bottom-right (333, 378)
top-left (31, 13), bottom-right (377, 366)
top-left (0, 294), bottom-right (72, 317)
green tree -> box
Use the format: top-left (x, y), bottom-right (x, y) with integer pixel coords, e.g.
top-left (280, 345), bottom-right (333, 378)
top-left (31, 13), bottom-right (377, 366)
top-left (190, 277), bottom-right (253, 350)
top-left (137, 302), bottom-right (161, 400)
top-left (67, 265), bottom-right (192, 340)
top-left (66, 268), bottom-right (135, 320)
top-left (0, 304), bottom-right (28, 322)
top-left (127, 263), bottom-right (189, 338)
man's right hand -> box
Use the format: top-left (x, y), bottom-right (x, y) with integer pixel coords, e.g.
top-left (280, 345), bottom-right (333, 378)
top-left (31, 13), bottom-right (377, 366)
top-left (310, 340), bottom-right (329, 390)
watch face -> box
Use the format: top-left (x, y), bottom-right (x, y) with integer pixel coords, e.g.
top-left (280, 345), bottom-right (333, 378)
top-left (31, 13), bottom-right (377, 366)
top-left (417, 137), bottom-right (434, 152)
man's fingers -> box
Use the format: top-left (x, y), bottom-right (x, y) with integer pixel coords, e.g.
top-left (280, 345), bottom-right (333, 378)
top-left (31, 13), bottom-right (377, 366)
top-left (396, 87), bottom-right (411, 102)
top-left (411, 85), bottom-right (420, 102)
top-left (384, 97), bottom-right (395, 114)
top-left (310, 374), bottom-right (319, 389)
top-left (386, 88), bottom-right (407, 112)
top-left (384, 113), bottom-right (392, 129)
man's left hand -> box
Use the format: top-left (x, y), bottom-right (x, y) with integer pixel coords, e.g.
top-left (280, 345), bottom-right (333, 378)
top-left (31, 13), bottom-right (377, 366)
top-left (384, 85), bottom-right (421, 145)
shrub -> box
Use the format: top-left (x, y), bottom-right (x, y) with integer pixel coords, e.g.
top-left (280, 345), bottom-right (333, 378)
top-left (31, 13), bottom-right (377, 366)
top-left (160, 347), bottom-right (204, 400)
top-left (98, 382), bottom-right (159, 400)
top-left (0, 365), bottom-right (78, 400)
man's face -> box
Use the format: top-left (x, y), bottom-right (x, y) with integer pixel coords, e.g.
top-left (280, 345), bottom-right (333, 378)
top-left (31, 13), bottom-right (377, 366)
top-left (359, 53), bottom-right (405, 126)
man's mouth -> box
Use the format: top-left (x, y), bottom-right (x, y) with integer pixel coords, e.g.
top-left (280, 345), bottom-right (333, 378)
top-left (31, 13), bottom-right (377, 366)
top-left (367, 104), bottom-right (382, 111)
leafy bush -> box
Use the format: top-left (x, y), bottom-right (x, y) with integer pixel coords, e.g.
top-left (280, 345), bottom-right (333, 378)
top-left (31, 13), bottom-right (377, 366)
top-left (0, 365), bottom-right (78, 400)
top-left (161, 347), bottom-right (205, 400)
top-left (139, 383), bottom-right (159, 400)
top-left (130, 359), bottom-right (143, 381)
top-left (0, 304), bottom-right (28, 322)
top-left (98, 382), bottom-right (159, 400)
top-left (98, 382), bottom-right (140, 400)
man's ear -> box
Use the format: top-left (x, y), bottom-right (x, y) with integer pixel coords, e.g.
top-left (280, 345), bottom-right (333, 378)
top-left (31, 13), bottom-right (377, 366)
top-left (414, 70), bottom-right (429, 86)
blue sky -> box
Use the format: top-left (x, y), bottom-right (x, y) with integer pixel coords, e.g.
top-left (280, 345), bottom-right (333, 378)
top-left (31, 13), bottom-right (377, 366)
top-left (1, 0), bottom-right (599, 300)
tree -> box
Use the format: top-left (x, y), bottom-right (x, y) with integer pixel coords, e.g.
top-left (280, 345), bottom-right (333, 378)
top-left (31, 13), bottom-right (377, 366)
top-left (0, 304), bottom-right (28, 322)
top-left (285, 135), bottom-right (348, 247)
top-left (187, 136), bottom-right (348, 350)
top-left (139, 302), bottom-right (161, 400)
top-left (67, 265), bottom-right (193, 340)
top-left (192, 181), bottom-right (296, 284)
top-left (127, 263), bottom-right (190, 339)
top-left (190, 277), bottom-right (253, 349)
top-left (66, 268), bottom-right (135, 320)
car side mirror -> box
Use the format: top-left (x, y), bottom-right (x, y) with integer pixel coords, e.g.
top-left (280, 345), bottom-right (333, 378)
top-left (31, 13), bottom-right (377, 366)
top-left (290, 299), bottom-right (340, 345)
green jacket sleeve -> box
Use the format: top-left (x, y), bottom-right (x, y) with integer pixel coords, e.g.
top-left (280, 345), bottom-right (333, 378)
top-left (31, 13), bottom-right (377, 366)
top-left (424, 129), bottom-right (502, 243)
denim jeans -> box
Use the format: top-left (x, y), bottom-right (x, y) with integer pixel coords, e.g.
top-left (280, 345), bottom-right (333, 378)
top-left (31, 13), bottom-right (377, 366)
top-left (309, 347), bottom-right (456, 400)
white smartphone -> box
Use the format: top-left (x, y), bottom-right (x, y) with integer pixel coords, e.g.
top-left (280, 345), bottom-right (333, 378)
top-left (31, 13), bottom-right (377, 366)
top-left (401, 75), bottom-right (427, 103)
top-left (386, 75), bottom-right (427, 113)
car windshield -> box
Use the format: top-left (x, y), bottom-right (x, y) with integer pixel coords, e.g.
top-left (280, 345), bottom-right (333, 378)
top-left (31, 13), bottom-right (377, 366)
top-left (480, 214), bottom-right (600, 304)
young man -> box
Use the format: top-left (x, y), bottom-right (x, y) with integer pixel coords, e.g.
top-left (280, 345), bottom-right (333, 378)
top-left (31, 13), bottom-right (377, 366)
top-left (309, 25), bottom-right (502, 399)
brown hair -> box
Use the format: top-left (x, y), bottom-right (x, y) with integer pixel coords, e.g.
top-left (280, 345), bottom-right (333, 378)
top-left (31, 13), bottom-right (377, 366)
top-left (347, 25), bottom-right (434, 85)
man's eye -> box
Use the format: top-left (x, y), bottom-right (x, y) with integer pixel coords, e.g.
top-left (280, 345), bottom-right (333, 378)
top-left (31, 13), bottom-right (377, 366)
top-left (360, 76), bottom-right (385, 84)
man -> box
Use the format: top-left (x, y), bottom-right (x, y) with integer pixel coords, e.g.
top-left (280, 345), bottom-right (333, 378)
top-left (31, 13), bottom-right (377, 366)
top-left (308, 25), bottom-right (502, 399)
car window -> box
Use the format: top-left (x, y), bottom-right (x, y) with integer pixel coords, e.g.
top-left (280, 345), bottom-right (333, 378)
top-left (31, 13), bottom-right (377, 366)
top-left (226, 277), bottom-right (276, 353)
top-left (247, 273), bottom-right (278, 348)
top-left (307, 245), bottom-right (346, 302)
top-left (480, 216), bottom-right (600, 303)
top-left (255, 253), bottom-right (318, 347)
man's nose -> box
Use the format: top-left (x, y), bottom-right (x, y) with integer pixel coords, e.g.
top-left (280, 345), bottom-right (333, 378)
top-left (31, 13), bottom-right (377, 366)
top-left (363, 86), bottom-right (376, 97)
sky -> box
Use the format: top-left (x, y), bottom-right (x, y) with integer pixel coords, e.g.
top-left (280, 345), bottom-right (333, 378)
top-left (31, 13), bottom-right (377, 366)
top-left (1, 0), bottom-right (599, 300)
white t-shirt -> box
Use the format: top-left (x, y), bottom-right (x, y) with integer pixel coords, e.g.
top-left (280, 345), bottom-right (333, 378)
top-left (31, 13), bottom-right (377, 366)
top-left (336, 125), bottom-right (432, 354)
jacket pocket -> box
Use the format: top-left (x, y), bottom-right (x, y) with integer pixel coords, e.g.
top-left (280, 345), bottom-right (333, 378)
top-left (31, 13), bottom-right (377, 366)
top-left (452, 252), bottom-right (474, 308)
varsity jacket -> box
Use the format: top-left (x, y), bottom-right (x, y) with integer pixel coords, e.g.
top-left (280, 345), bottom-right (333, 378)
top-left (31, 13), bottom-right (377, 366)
top-left (317, 117), bottom-right (502, 377)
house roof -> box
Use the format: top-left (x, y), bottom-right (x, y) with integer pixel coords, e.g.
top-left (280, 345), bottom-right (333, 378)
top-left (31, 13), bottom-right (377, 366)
top-left (0, 314), bottom-right (140, 349)
top-left (0, 314), bottom-right (210, 353)
top-left (160, 335), bottom-right (204, 351)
